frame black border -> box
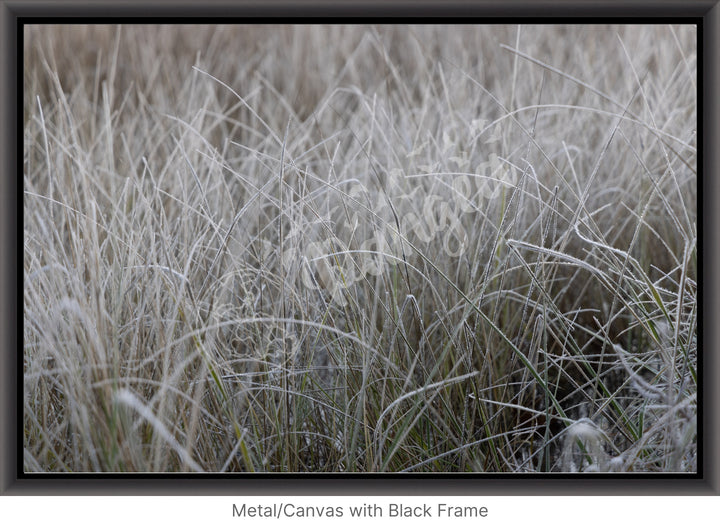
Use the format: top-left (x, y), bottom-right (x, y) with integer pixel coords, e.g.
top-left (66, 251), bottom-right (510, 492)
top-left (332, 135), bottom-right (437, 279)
top-left (3, 0), bottom-right (717, 496)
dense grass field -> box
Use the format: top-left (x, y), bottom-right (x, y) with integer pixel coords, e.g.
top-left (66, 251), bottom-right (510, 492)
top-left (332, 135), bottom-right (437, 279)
top-left (23, 24), bottom-right (697, 472)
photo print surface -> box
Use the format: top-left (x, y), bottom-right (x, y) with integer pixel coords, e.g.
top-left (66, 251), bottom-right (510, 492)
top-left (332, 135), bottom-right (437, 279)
top-left (23, 24), bottom-right (697, 473)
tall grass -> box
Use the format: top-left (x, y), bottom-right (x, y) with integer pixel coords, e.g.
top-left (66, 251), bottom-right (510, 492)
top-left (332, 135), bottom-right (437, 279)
top-left (23, 24), bottom-right (697, 472)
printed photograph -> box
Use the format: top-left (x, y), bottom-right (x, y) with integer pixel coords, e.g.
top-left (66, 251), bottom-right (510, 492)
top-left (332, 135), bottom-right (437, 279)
top-left (23, 24), bottom-right (697, 473)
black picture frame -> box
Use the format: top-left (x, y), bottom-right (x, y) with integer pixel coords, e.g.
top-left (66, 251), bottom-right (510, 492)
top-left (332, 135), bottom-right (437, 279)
top-left (3, 0), bottom-right (717, 496)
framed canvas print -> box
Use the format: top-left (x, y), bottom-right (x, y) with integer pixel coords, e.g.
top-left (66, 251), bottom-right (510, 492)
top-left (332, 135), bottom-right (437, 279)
top-left (3, 0), bottom-right (717, 503)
